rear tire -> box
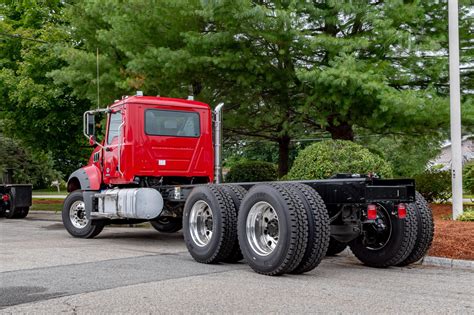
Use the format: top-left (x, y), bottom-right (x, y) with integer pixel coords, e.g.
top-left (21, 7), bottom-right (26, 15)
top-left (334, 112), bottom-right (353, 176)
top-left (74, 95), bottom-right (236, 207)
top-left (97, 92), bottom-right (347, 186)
top-left (150, 217), bottom-right (182, 233)
top-left (183, 185), bottom-right (237, 264)
top-left (284, 183), bottom-right (330, 274)
top-left (237, 183), bottom-right (308, 276)
top-left (326, 237), bottom-right (347, 256)
top-left (220, 184), bottom-right (247, 263)
top-left (397, 192), bottom-right (434, 266)
top-left (62, 190), bottom-right (105, 238)
top-left (349, 202), bottom-right (417, 267)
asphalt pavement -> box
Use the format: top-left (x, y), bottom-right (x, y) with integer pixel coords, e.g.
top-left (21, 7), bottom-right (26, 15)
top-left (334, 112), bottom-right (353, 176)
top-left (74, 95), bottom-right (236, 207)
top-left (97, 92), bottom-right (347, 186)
top-left (0, 211), bottom-right (473, 314)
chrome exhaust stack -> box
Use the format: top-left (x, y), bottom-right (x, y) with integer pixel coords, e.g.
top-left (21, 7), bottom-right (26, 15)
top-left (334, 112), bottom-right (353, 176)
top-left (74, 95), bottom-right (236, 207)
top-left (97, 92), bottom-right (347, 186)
top-left (214, 103), bottom-right (224, 184)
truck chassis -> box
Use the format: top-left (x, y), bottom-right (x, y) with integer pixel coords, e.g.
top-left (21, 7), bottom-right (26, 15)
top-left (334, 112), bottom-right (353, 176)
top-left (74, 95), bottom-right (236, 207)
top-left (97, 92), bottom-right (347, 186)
top-left (61, 95), bottom-right (434, 276)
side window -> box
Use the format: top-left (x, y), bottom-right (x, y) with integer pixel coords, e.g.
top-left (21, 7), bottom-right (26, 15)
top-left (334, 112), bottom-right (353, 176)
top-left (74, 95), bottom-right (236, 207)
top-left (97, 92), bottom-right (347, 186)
top-left (107, 112), bottom-right (122, 145)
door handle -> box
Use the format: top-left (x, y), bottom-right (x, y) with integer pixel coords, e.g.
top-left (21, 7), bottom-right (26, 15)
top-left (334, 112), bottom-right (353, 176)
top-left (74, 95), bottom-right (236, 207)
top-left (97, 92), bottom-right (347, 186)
top-left (105, 147), bottom-right (113, 152)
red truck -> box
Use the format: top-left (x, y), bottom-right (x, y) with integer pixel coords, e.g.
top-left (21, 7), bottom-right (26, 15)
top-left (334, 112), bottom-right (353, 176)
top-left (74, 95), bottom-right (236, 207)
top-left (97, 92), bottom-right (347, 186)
top-left (62, 94), bottom-right (433, 276)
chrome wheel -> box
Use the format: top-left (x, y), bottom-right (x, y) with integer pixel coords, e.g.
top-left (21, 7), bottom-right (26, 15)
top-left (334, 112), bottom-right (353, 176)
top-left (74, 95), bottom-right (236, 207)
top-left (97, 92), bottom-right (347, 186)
top-left (246, 201), bottom-right (279, 256)
top-left (69, 200), bottom-right (88, 229)
top-left (189, 200), bottom-right (213, 247)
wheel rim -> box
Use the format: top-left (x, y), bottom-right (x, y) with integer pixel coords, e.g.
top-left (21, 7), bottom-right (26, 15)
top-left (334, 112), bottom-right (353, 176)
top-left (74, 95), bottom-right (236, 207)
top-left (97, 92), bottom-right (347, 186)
top-left (69, 200), bottom-right (88, 229)
top-left (189, 200), bottom-right (213, 247)
top-left (363, 204), bottom-right (392, 250)
top-left (246, 201), bottom-right (279, 256)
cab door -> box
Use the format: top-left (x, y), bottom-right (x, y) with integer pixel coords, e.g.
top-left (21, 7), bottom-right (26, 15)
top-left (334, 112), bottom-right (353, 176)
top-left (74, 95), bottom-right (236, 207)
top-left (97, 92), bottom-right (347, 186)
top-left (103, 110), bottom-right (123, 183)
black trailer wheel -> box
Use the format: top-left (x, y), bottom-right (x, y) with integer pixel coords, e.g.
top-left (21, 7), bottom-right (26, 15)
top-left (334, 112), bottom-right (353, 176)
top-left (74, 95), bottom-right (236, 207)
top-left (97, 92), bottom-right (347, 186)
top-left (4, 196), bottom-right (16, 219)
top-left (326, 237), bottom-right (347, 256)
top-left (237, 183), bottom-right (308, 276)
top-left (150, 217), bottom-right (182, 233)
top-left (284, 183), bottom-right (330, 274)
top-left (349, 203), bottom-right (417, 267)
top-left (13, 207), bottom-right (29, 219)
top-left (183, 185), bottom-right (237, 264)
top-left (62, 190), bottom-right (105, 238)
top-left (397, 192), bottom-right (434, 266)
top-left (220, 184), bottom-right (247, 263)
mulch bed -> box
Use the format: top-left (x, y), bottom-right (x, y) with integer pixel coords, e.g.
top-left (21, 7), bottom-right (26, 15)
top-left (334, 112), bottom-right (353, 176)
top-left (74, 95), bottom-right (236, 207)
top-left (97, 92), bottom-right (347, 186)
top-left (33, 199), bottom-right (64, 205)
top-left (428, 204), bottom-right (474, 260)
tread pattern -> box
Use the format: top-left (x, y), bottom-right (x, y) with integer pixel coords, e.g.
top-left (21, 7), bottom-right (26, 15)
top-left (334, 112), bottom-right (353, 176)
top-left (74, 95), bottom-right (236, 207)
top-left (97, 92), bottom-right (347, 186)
top-left (285, 183), bottom-right (330, 274)
top-left (203, 184), bottom-right (238, 263)
top-left (220, 184), bottom-right (247, 263)
top-left (268, 183), bottom-right (308, 275)
top-left (350, 202), bottom-right (418, 267)
top-left (397, 191), bottom-right (434, 266)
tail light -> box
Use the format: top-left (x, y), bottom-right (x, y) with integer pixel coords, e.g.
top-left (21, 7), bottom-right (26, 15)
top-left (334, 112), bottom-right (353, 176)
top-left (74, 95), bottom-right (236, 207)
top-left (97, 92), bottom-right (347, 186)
top-left (367, 204), bottom-right (377, 220)
top-left (2, 194), bottom-right (9, 202)
top-left (397, 203), bottom-right (407, 219)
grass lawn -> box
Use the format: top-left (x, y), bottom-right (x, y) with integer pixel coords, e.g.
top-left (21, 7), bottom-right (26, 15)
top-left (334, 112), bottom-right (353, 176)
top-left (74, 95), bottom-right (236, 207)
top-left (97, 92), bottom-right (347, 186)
top-left (32, 189), bottom-right (66, 195)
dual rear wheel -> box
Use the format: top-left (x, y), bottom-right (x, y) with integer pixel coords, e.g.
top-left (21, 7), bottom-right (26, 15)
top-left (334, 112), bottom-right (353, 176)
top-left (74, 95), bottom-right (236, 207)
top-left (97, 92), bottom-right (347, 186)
top-left (183, 183), bottom-right (330, 275)
top-left (184, 184), bottom-right (434, 276)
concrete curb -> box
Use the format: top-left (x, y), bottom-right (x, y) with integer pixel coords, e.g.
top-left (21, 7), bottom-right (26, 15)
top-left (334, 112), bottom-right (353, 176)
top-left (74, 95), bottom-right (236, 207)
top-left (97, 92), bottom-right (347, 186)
top-left (421, 256), bottom-right (474, 270)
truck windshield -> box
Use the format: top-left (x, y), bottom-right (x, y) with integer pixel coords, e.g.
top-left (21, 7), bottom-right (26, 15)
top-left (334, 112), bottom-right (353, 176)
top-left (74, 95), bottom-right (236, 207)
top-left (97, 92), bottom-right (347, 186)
top-left (145, 109), bottom-right (200, 138)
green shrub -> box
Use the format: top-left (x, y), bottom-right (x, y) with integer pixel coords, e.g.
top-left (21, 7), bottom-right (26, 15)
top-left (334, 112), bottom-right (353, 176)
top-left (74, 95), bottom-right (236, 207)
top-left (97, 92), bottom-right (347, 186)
top-left (287, 140), bottom-right (393, 180)
top-left (457, 207), bottom-right (474, 222)
top-left (463, 162), bottom-right (474, 195)
top-left (413, 170), bottom-right (451, 203)
top-left (225, 161), bottom-right (278, 182)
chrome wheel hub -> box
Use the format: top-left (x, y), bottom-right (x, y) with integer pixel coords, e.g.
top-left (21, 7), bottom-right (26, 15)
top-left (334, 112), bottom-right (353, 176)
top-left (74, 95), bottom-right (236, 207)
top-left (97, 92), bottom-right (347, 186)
top-left (246, 201), bottom-right (279, 256)
top-left (69, 200), bottom-right (88, 229)
top-left (189, 200), bottom-right (213, 247)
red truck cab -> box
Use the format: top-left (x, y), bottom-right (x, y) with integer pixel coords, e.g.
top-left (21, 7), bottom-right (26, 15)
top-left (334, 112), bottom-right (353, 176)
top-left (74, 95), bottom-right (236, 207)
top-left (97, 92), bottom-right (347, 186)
top-left (68, 96), bottom-right (214, 192)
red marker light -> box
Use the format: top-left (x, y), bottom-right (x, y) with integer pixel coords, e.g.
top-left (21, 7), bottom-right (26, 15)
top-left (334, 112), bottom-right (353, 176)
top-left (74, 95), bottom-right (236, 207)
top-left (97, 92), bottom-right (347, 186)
top-left (397, 203), bottom-right (407, 219)
top-left (367, 204), bottom-right (377, 220)
top-left (2, 194), bottom-right (9, 202)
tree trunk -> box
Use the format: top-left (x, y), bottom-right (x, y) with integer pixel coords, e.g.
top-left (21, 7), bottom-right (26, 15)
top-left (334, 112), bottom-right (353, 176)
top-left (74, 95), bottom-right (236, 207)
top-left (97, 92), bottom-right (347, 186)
top-left (326, 117), bottom-right (354, 141)
top-left (278, 136), bottom-right (291, 177)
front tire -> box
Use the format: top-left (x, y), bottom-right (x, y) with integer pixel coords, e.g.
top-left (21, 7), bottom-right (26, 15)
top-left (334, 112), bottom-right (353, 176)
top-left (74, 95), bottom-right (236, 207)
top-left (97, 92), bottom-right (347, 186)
top-left (62, 190), bottom-right (104, 238)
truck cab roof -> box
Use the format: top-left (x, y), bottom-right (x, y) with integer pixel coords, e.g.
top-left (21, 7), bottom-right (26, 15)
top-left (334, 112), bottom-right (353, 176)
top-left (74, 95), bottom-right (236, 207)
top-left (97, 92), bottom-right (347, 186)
top-left (109, 96), bottom-right (211, 110)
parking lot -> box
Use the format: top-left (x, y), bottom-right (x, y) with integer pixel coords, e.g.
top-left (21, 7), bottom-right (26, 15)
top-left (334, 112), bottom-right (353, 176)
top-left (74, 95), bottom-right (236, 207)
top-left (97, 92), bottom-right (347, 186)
top-left (1, 211), bottom-right (473, 314)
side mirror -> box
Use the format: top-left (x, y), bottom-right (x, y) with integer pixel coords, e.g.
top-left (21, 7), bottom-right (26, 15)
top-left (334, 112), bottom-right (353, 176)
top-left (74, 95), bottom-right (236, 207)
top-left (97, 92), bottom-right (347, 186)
top-left (85, 113), bottom-right (95, 136)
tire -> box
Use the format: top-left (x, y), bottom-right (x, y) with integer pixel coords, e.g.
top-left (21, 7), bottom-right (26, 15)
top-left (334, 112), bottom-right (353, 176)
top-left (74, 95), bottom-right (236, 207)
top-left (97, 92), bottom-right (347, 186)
top-left (4, 194), bottom-right (15, 219)
top-left (237, 183), bottom-right (308, 276)
top-left (349, 202), bottom-right (417, 267)
top-left (220, 184), bottom-right (247, 263)
top-left (62, 190), bottom-right (105, 238)
top-left (183, 185), bottom-right (238, 264)
top-left (326, 237), bottom-right (347, 256)
top-left (284, 183), bottom-right (330, 274)
top-left (0, 207), bottom-right (4, 217)
top-left (150, 217), bottom-right (182, 233)
top-left (397, 192), bottom-right (434, 266)
top-left (13, 207), bottom-right (29, 219)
